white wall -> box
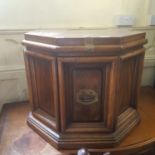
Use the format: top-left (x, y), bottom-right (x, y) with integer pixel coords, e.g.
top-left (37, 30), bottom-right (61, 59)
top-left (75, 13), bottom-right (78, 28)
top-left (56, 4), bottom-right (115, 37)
top-left (0, 0), bottom-right (151, 29)
top-left (0, 0), bottom-right (155, 111)
top-left (0, 32), bottom-right (27, 111)
top-left (142, 28), bottom-right (155, 86)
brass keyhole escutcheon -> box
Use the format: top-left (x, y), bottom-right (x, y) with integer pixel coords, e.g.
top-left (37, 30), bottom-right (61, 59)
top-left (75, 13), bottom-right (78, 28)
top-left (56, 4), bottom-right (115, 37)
top-left (76, 89), bottom-right (98, 105)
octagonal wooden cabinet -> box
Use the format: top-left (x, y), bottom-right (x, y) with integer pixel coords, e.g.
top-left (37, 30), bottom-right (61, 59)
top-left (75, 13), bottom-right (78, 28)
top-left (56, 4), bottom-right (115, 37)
top-left (22, 29), bottom-right (147, 150)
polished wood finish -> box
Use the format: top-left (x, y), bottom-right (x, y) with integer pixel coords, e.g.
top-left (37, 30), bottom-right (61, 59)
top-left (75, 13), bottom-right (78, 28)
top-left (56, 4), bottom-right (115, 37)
top-left (1, 87), bottom-right (155, 155)
top-left (22, 29), bottom-right (147, 149)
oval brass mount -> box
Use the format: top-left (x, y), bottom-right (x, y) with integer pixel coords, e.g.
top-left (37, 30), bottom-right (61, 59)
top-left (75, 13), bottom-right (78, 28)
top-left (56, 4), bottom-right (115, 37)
top-left (76, 89), bottom-right (98, 105)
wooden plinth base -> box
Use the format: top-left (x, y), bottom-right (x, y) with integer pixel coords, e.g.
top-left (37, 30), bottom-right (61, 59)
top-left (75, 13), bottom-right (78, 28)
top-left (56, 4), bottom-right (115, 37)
top-left (27, 108), bottom-right (140, 150)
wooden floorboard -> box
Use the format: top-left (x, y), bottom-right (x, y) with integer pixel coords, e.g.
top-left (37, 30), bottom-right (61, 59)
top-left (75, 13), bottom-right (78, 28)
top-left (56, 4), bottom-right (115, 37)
top-left (0, 102), bottom-right (63, 155)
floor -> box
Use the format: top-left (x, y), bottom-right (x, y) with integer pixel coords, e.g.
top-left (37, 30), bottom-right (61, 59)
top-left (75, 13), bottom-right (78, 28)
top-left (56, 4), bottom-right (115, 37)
top-left (0, 87), bottom-right (155, 155)
top-left (0, 103), bottom-right (63, 155)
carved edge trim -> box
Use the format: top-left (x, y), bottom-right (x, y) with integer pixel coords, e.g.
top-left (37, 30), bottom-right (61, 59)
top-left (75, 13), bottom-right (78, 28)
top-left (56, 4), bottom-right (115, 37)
top-left (27, 108), bottom-right (140, 150)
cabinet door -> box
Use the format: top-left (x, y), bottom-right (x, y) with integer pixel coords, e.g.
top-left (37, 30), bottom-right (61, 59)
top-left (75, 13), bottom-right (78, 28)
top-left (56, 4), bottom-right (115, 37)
top-left (58, 56), bottom-right (118, 133)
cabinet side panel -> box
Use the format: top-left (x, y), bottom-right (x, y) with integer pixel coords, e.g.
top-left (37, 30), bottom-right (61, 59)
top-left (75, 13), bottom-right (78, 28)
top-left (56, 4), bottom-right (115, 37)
top-left (24, 55), bottom-right (39, 109)
top-left (119, 58), bottom-right (136, 113)
top-left (34, 58), bottom-right (55, 117)
top-left (119, 52), bottom-right (144, 114)
top-left (25, 52), bottom-right (56, 118)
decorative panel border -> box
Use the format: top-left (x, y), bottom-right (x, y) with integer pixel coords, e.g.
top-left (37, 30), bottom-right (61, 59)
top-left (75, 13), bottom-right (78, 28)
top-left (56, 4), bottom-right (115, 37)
top-left (24, 51), bottom-right (59, 131)
top-left (58, 56), bottom-right (118, 133)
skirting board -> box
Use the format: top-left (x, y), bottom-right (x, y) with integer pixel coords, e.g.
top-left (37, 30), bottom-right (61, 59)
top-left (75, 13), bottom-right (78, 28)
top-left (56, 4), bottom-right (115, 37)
top-left (0, 65), bottom-right (28, 113)
top-left (144, 56), bottom-right (155, 67)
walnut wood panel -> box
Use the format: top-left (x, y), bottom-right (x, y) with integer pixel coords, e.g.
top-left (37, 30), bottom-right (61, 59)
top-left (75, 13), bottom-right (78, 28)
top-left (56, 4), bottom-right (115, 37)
top-left (24, 51), bottom-right (59, 131)
top-left (72, 68), bottom-right (103, 122)
top-left (119, 50), bottom-right (144, 114)
top-left (58, 57), bottom-right (118, 133)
